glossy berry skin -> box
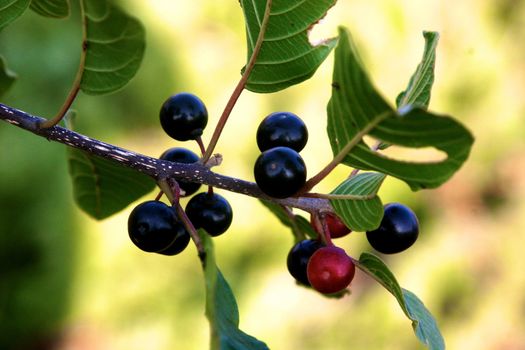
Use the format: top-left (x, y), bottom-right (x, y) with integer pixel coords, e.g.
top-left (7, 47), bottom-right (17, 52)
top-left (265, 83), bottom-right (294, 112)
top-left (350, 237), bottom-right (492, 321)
top-left (256, 112), bottom-right (308, 152)
top-left (254, 146), bottom-right (306, 199)
top-left (158, 228), bottom-right (190, 256)
top-left (366, 202), bottom-right (419, 254)
top-left (325, 213), bottom-right (351, 238)
top-left (160, 147), bottom-right (201, 197)
top-left (307, 246), bottom-right (355, 294)
top-left (159, 93), bottom-right (208, 141)
top-left (287, 239), bottom-right (325, 286)
top-left (128, 200), bottom-right (189, 254)
top-left (311, 213), bottom-right (351, 239)
top-left (185, 192), bottom-right (233, 236)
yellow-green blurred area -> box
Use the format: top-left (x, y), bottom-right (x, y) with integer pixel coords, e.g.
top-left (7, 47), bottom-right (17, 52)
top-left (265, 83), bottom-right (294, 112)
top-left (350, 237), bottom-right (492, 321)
top-left (1, 0), bottom-right (524, 349)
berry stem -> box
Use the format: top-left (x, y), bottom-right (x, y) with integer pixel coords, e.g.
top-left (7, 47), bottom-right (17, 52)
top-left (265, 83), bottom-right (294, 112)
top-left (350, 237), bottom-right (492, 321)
top-left (158, 179), bottom-right (205, 256)
top-left (39, 1), bottom-right (87, 129)
top-left (312, 212), bottom-right (333, 246)
top-left (300, 112), bottom-right (389, 193)
top-left (154, 190), bottom-right (164, 201)
top-left (201, 0), bottom-right (273, 164)
top-left (196, 136), bottom-right (207, 157)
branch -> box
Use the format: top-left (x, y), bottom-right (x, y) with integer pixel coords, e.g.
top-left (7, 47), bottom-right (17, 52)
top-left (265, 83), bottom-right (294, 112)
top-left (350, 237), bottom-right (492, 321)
top-left (0, 103), bottom-right (331, 213)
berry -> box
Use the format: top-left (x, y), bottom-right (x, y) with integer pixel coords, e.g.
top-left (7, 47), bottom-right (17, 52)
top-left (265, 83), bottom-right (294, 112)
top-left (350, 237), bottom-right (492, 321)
top-left (307, 246), bottom-right (355, 294)
top-left (158, 227), bottom-right (191, 256)
top-left (325, 213), bottom-right (351, 238)
top-left (287, 239), bottom-right (325, 286)
top-left (256, 112), bottom-right (308, 152)
top-left (254, 146), bottom-right (307, 199)
top-left (185, 192), bottom-right (233, 236)
top-left (310, 212), bottom-right (351, 239)
top-left (366, 202), bottom-right (419, 254)
top-left (128, 200), bottom-right (190, 254)
top-left (159, 92), bottom-right (208, 141)
top-left (160, 147), bottom-right (201, 196)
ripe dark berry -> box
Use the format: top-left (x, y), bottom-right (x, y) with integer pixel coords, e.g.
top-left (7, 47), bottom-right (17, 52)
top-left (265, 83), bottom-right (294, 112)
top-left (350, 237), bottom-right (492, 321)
top-left (287, 239), bottom-right (325, 286)
top-left (158, 227), bottom-right (190, 256)
top-left (254, 146), bottom-right (307, 199)
top-left (307, 246), bottom-right (355, 294)
top-left (366, 202), bottom-right (419, 254)
top-left (256, 112), bottom-right (308, 152)
top-left (185, 192), bottom-right (233, 236)
top-left (128, 200), bottom-right (189, 254)
top-left (159, 92), bottom-right (208, 141)
top-left (160, 147), bottom-right (201, 197)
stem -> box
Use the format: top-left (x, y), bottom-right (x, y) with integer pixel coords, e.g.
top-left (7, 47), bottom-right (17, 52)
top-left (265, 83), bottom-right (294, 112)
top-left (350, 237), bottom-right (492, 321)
top-left (303, 192), bottom-right (376, 201)
top-left (0, 102), bottom-right (333, 214)
top-left (301, 112), bottom-right (390, 193)
top-left (201, 0), bottom-right (273, 163)
top-left (39, 1), bottom-right (87, 129)
top-left (154, 190), bottom-right (164, 201)
top-left (196, 136), bottom-right (206, 157)
top-left (158, 179), bottom-right (205, 255)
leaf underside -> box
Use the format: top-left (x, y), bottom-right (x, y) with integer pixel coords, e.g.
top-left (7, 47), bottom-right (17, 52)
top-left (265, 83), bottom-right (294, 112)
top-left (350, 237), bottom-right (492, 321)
top-left (327, 27), bottom-right (474, 191)
top-left (330, 172), bottom-right (385, 232)
top-left (240, 0), bottom-right (338, 93)
top-left (0, 55), bottom-right (17, 98)
top-left (67, 149), bottom-right (155, 220)
top-left (80, 0), bottom-right (145, 95)
top-left (202, 233), bottom-right (269, 350)
top-left (30, 0), bottom-right (70, 18)
top-left (357, 253), bottom-right (445, 350)
top-left (0, 0), bottom-right (31, 31)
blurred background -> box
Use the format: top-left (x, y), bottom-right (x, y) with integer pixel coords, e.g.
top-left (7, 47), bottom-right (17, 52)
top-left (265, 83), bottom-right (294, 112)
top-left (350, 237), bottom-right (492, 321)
top-left (1, 0), bottom-right (524, 349)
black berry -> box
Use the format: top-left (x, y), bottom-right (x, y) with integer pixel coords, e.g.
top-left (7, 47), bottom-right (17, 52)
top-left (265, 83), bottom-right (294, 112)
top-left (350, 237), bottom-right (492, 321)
top-left (256, 112), bottom-right (308, 152)
top-left (307, 246), bottom-right (355, 294)
top-left (287, 239), bottom-right (324, 286)
top-left (185, 192), bottom-right (233, 236)
top-left (158, 227), bottom-right (191, 256)
top-left (254, 146), bottom-right (307, 198)
top-left (128, 200), bottom-right (189, 254)
top-left (159, 92), bottom-right (208, 141)
top-left (366, 203), bottom-right (419, 254)
top-left (160, 147), bottom-right (201, 197)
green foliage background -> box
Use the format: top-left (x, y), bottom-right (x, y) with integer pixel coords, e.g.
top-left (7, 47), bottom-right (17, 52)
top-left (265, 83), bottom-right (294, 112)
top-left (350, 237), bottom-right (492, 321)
top-left (1, 0), bottom-right (524, 349)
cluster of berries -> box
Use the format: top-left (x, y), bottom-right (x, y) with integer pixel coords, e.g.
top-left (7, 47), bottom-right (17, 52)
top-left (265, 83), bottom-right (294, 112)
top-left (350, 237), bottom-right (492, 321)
top-left (287, 203), bottom-right (419, 294)
top-left (126, 93), bottom-right (420, 297)
top-left (127, 93), bottom-right (233, 255)
top-left (253, 112), bottom-right (308, 198)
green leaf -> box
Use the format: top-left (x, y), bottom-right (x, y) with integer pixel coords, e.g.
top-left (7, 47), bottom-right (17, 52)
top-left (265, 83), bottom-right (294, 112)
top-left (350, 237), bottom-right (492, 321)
top-left (0, 0), bottom-right (31, 31)
top-left (202, 233), bottom-right (269, 350)
top-left (327, 27), bottom-right (474, 191)
top-left (80, 0), bottom-right (145, 95)
top-left (356, 253), bottom-right (445, 350)
top-left (396, 31), bottom-right (439, 109)
top-left (403, 289), bottom-right (446, 350)
top-left (0, 55), bottom-right (17, 98)
top-left (67, 149), bottom-right (155, 220)
top-left (240, 0), bottom-right (338, 93)
top-left (259, 199), bottom-right (318, 241)
top-left (30, 0), bottom-right (69, 18)
top-left (330, 172), bottom-right (385, 232)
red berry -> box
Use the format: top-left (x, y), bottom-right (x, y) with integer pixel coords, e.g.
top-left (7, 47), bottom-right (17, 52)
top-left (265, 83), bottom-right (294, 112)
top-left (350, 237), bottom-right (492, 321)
top-left (307, 246), bottom-right (355, 294)
top-left (325, 213), bottom-right (351, 238)
top-left (311, 213), bottom-right (351, 239)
